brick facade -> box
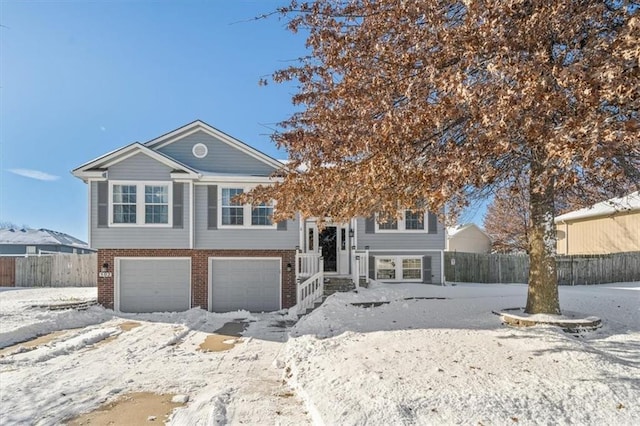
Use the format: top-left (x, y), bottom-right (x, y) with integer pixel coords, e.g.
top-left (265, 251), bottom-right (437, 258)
top-left (97, 249), bottom-right (297, 311)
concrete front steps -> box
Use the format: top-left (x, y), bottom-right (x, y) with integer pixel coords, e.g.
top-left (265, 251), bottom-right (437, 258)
top-left (323, 277), bottom-right (356, 296)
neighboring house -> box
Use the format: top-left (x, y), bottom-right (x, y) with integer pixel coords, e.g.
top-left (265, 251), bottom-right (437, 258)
top-left (72, 120), bottom-right (445, 314)
top-left (555, 191), bottom-right (640, 255)
top-left (446, 224), bottom-right (492, 254)
top-left (0, 228), bottom-right (94, 256)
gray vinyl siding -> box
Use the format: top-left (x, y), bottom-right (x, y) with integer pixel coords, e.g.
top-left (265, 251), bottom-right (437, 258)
top-left (108, 153), bottom-right (173, 180)
top-left (356, 216), bottom-right (446, 250)
top-left (90, 181), bottom-right (190, 249)
top-left (157, 130), bottom-right (278, 175)
top-left (194, 185), bottom-right (298, 249)
top-left (368, 251), bottom-right (442, 285)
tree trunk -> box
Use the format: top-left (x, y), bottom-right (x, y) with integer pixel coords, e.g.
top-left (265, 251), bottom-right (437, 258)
top-left (525, 165), bottom-right (560, 315)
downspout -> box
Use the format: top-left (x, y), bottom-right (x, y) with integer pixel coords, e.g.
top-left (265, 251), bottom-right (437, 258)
top-left (440, 249), bottom-right (446, 286)
top-left (559, 220), bottom-right (568, 255)
top-left (189, 181), bottom-right (195, 249)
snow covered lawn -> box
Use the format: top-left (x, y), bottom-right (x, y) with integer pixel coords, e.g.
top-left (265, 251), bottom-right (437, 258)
top-left (0, 283), bottom-right (638, 425)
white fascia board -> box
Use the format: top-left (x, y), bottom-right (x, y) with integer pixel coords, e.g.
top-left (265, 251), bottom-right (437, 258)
top-left (72, 170), bottom-right (108, 182)
top-left (554, 191), bottom-right (640, 223)
top-left (72, 143), bottom-right (139, 174)
top-left (102, 145), bottom-right (200, 177)
top-left (74, 143), bottom-right (199, 179)
top-left (146, 120), bottom-right (284, 172)
top-left (196, 175), bottom-right (282, 184)
top-left (170, 172), bottom-right (199, 180)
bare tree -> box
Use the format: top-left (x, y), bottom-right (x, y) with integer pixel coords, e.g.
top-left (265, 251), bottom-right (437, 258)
top-left (484, 178), bottom-right (531, 254)
top-left (249, 0), bottom-right (639, 314)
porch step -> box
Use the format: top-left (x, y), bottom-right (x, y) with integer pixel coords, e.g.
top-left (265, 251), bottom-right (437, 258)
top-left (300, 297), bottom-right (327, 317)
top-left (323, 277), bottom-right (356, 296)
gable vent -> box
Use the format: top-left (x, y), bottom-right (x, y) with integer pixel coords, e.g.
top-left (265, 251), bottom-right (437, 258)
top-left (192, 143), bottom-right (208, 159)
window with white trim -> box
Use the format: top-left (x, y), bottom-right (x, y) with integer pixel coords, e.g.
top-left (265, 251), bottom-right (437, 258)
top-left (221, 188), bottom-right (244, 225)
top-left (375, 256), bottom-right (422, 281)
top-left (113, 184), bottom-right (137, 224)
top-left (219, 186), bottom-right (276, 228)
top-left (110, 182), bottom-right (171, 226)
top-left (144, 185), bottom-right (169, 224)
top-left (252, 201), bottom-right (274, 226)
top-left (376, 210), bottom-right (426, 232)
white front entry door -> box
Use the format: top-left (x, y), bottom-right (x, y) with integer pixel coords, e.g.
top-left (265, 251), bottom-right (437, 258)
top-left (305, 221), bottom-right (350, 275)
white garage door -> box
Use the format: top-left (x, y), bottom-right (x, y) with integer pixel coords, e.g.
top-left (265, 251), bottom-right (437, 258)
top-left (209, 258), bottom-right (280, 313)
top-left (117, 258), bottom-right (191, 313)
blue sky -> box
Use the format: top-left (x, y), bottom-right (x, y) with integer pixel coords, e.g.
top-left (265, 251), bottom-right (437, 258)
top-left (0, 1), bottom-right (486, 242)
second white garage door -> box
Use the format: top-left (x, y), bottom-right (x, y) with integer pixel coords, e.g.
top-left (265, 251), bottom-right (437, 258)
top-left (209, 258), bottom-right (281, 312)
top-left (117, 258), bottom-right (191, 313)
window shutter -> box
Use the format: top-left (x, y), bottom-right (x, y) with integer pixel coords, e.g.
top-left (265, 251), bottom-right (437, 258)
top-left (173, 182), bottom-right (184, 228)
top-left (97, 182), bottom-right (108, 228)
top-left (277, 220), bottom-right (287, 231)
top-left (207, 185), bottom-right (218, 230)
top-left (423, 256), bottom-right (432, 283)
top-left (365, 216), bottom-right (375, 234)
top-left (427, 212), bottom-right (437, 234)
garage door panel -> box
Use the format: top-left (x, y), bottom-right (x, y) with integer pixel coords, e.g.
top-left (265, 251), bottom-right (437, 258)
top-left (119, 259), bottom-right (190, 313)
top-left (210, 258), bottom-right (280, 313)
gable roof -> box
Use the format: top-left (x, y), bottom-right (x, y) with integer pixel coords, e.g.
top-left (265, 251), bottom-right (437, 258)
top-left (554, 191), bottom-right (640, 223)
top-left (0, 228), bottom-right (92, 249)
top-left (72, 142), bottom-right (200, 181)
top-left (144, 120), bottom-right (284, 171)
top-left (447, 223), bottom-right (490, 239)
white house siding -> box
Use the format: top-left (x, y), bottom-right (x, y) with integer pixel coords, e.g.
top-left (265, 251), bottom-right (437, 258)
top-left (156, 130), bottom-right (277, 175)
top-left (193, 185), bottom-right (299, 250)
top-left (447, 227), bottom-right (491, 253)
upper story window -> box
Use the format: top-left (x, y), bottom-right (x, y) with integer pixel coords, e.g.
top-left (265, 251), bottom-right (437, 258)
top-left (252, 201), bottom-right (274, 226)
top-left (376, 210), bottom-right (426, 232)
top-left (145, 185), bottom-right (169, 224)
top-left (110, 182), bottom-right (171, 226)
top-left (221, 188), bottom-right (245, 225)
top-left (219, 186), bottom-right (275, 229)
top-left (113, 185), bottom-right (137, 224)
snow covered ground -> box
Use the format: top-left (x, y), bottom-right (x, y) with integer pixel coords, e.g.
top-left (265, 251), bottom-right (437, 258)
top-left (0, 283), bottom-right (638, 425)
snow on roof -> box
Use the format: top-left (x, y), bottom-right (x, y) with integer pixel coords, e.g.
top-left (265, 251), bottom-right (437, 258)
top-left (0, 228), bottom-right (91, 249)
top-left (447, 223), bottom-right (487, 238)
top-left (554, 191), bottom-right (640, 223)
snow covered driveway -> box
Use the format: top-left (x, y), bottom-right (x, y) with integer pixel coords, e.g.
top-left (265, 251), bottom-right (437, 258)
top-left (0, 283), bottom-right (638, 425)
top-left (0, 287), bottom-right (308, 425)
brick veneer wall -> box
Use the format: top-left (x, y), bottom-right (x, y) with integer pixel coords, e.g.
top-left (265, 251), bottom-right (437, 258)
top-left (97, 249), bottom-right (297, 311)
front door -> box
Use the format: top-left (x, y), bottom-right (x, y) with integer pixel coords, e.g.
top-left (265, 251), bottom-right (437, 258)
top-left (319, 226), bottom-right (338, 272)
top-left (305, 221), bottom-right (350, 275)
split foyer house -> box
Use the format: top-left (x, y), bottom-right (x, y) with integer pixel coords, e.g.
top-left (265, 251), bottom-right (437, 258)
top-left (73, 120), bottom-right (445, 313)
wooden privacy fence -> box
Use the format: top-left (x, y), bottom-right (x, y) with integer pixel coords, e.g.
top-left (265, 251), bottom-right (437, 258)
top-left (2, 253), bottom-right (97, 287)
top-left (445, 252), bottom-right (529, 284)
top-left (0, 257), bottom-right (16, 286)
top-left (444, 251), bottom-right (640, 285)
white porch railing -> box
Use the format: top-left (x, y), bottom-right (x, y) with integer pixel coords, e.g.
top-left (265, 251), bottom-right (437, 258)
top-left (296, 258), bottom-right (324, 314)
top-left (296, 252), bottom-right (322, 278)
top-left (351, 249), bottom-right (370, 288)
